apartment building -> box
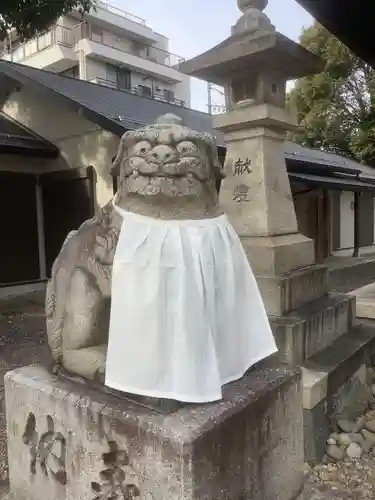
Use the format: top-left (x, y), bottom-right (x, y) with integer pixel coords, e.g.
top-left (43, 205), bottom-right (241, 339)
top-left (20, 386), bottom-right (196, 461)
top-left (0, 1), bottom-right (190, 108)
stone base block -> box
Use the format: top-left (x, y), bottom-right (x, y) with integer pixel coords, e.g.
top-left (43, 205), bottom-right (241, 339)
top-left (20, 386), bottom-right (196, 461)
top-left (349, 282), bottom-right (375, 319)
top-left (257, 264), bottom-right (329, 316)
top-left (355, 299), bottom-right (375, 319)
top-left (301, 323), bottom-right (375, 463)
top-left (241, 233), bottom-right (314, 276)
top-left (271, 317), bottom-right (306, 365)
top-left (287, 294), bottom-right (356, 359)
top-left (5, 365), bottom-right (304, 500)
top-left (271, 294), bottom-right (356, 364)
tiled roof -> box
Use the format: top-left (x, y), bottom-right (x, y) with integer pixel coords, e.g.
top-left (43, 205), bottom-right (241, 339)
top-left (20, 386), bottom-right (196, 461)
top-left (0, 60), bottom-right (374, 178)
top-left (0, 113), bottom-right (58, 157)
top-left (0, 60), bottom-right (219, 140)
top-left (284, 141), bottom-right (375, 177)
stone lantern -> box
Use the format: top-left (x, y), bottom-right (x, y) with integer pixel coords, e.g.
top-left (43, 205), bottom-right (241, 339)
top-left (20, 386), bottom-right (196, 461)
top-left (179, 0), bottom-right (325, 315)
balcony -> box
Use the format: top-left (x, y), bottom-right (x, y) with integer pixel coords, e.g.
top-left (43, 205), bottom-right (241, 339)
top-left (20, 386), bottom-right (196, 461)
top-left (96, 2), bottom-right (146, 26)
top-left (0, 22), bottom-right (187, 84)
top-left (71, 1), bottom-right (163, 45)
top-left (74, 22), bottom-right (184, 67)
top-left (74, 22), bottom-right (187, 83)
top-left (0, 26), bottom-right (77, 72)
top-left (89, 77), bottom-right (186, 107)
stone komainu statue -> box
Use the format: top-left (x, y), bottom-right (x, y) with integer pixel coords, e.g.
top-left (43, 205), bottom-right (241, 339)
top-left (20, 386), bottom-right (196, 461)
top-left (45, 114), bottom-right (224, 382)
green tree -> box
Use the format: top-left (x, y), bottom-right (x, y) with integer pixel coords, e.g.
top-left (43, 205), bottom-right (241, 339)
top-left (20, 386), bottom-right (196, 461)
top-left (0, 0), bottom-right (95, 42)
top-left (288, 22), bottom-right (375, 166)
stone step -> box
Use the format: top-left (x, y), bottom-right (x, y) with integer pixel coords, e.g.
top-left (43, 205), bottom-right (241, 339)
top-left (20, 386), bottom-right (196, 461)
top-left (257, 264), bottom-right (329, 316)
top-left (329, 258), bottom-right (375, 294)
top-left (271, 316), bottom-right (306, 365)
top-left (271, 293), bottom-right (356, 364)
top-left (301, 321), bottom-right (375, 463)
top-left (348, 282), bottom-right (375, 319)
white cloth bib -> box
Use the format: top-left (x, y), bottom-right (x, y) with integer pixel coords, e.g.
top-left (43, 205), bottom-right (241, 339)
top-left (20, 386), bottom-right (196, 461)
top-left (105, 205), bottom-right (277, 403)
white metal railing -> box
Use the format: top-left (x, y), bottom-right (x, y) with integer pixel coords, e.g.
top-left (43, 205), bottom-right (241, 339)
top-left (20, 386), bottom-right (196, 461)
top-left (97, 1), bottom-right (147, 26)
top-left (0, 19), bottom-right (184, 72)
top-left (89, 77), bottom-right (186, 107)
top-left (0, 25), bottom-right (73, 62)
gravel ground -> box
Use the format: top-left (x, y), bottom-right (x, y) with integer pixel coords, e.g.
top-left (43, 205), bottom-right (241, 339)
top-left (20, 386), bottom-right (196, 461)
top-left (307, 457), bottom-right (375, 499)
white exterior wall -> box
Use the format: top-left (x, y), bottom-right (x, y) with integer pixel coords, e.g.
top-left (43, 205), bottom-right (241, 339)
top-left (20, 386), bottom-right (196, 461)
top-left (173, 80), bottom-right (191, 107)
top-left (339, 191), bottom-right (355, 250)
top-left (101, 29), bottom-right (134, 53)
top-left (333, 191), bottom-right (375, 257)
top-left (153, 36), bottom-right (169, 52)
top-left (58, 15), bottom-right (80, 30)
top-left (85, 58), bottom-right (107, 81)
top-left (2, 86), bottom-right (119, 208)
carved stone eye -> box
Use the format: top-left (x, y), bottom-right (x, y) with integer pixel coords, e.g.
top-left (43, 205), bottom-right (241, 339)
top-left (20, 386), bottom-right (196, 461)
top-left (176, 141), bottom-right (199, 156)
top-left (133, 141), bottom-right (152, 156)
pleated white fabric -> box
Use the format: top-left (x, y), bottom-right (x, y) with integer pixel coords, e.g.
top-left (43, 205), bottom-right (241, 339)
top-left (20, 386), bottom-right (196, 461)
top-left (105, 204), bottom-right (277, 403)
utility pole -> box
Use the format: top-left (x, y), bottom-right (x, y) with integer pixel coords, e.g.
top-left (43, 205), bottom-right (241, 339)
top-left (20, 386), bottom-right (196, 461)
top-left (207, 82), bottom-right (213, 115)
top-left (6, 33), bottom-right (13, 61)
top-left (207, 82), bottom-right (227, 115)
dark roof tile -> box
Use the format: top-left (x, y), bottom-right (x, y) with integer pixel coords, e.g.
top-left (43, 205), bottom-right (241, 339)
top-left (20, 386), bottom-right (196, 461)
top-left (0, 60), bottom-right (220, 140)
top-left (0, 60), bottom-right (375, 178)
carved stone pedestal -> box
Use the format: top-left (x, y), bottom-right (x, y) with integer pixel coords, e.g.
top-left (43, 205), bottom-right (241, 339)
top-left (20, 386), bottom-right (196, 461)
top-left (5, 365), bottom-right (303, 500)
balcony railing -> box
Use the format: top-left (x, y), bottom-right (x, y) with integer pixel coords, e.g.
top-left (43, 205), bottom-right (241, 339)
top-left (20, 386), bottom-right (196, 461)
top-left (74, 22), bottom-right (185, 68)
top-left (97, 1), bottom-right (147, 26)
top-left (0, 25), bottom-right (73, 62)
top-left (89, 78), bottom-right (186, 107)
top-left (0, 22), bottom-right (185, 70)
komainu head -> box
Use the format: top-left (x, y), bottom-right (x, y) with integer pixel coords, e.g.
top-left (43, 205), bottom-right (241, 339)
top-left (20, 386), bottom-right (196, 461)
top-left (111, 114), bottom-right (224, 200)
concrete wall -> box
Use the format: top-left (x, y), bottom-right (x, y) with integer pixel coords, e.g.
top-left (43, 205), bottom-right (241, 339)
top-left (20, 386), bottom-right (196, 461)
top-left (1, 86), bottom-right (119, 208)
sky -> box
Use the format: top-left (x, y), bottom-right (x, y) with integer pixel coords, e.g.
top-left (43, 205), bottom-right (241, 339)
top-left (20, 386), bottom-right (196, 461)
top-left (110, 0), bottom-right (314, 111)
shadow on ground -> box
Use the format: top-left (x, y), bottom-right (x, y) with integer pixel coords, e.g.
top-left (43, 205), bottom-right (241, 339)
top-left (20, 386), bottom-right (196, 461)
top-left (0, 291), bottom-right (49, 483)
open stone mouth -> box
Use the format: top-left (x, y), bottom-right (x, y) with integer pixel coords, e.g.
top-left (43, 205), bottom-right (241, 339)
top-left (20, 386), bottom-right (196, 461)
top-left (124, 170), bottom-right (206, 197)
top-left (134, 171), bottom-right (187, 178)
top-left (127, 167), bottom-right (207, 183)
top-left (126, 157), bottom-right (207, 182)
